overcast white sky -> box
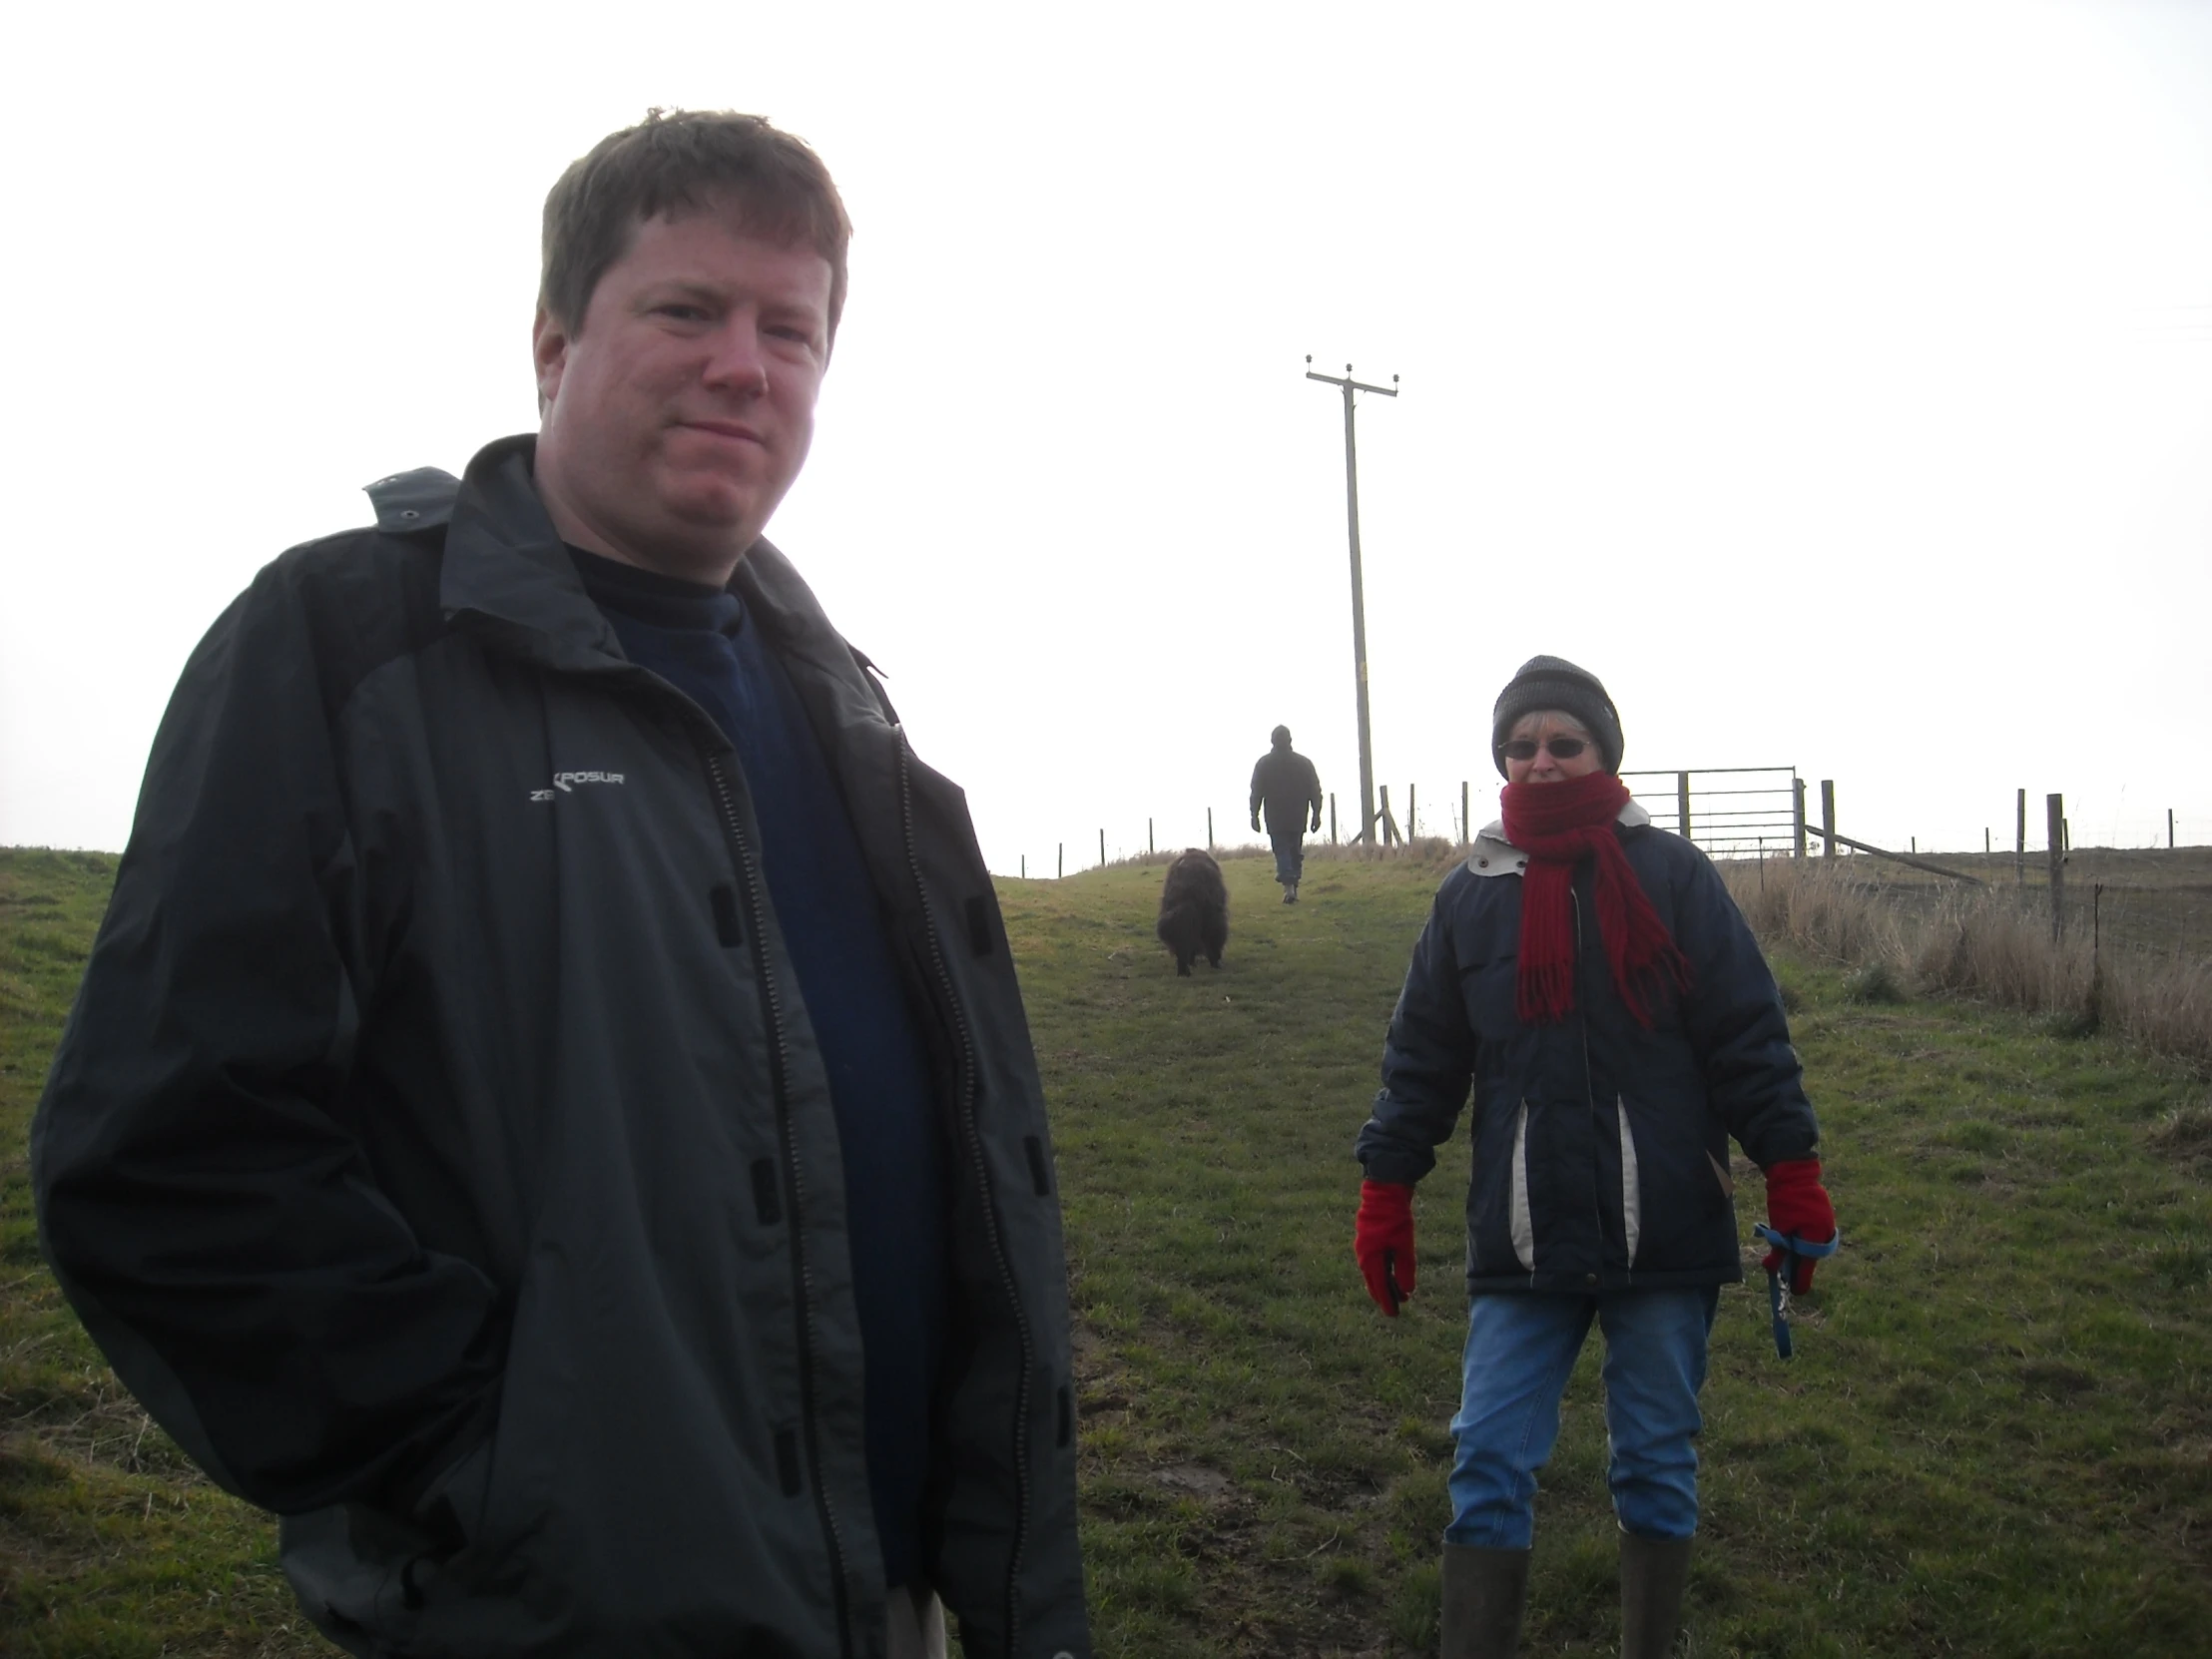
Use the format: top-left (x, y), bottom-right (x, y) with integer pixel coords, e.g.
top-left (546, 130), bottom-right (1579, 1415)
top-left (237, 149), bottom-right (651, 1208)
top-left (3, 0), bottom-right (2207, 873)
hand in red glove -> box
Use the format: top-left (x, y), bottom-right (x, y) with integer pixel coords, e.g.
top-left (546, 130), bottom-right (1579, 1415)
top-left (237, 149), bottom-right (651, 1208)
top-left (1355, 1180), bottom-right (1416, 1316)
top-left (1761, 1158), bottom-right (1837, 1294)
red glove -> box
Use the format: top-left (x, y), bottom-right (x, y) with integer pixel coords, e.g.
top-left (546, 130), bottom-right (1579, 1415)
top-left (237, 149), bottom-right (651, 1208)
top-left (1355, 1180), bottom-right (1416, 1316)
top-left (1761, 1158), bottom-right (1837, 1294)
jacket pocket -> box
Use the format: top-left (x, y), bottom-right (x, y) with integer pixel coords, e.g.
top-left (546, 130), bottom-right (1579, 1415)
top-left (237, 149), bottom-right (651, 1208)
top-left (1615, 1091), bottom-right (1732, 1273)
top-left (415, 1433), bottom-right (496, 1555)
top-left (1466, 1096), bottom-right (1534, 1278)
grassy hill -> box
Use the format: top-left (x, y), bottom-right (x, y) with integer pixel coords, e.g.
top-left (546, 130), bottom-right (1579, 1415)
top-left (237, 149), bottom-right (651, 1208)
top-left (1, 850), bottom-right (321, 1655)
top-left (5, 845), bottom-right (2209, 1656)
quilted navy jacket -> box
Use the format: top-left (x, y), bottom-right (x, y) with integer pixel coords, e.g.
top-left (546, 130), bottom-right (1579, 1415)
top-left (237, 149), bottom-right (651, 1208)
top-left (1355, 806), bottom-right (1819, 1295)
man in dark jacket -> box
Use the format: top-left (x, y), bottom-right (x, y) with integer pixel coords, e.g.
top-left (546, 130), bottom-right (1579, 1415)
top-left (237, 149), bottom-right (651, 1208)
top-left (32, 111), bottom-right (1089, 1659)
top-left (1249, 725), bottom-right (1324, 902)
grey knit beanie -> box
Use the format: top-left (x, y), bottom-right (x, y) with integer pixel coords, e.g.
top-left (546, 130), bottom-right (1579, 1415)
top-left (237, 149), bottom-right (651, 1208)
top-left (1490, 655), bottom-right (1623, 777)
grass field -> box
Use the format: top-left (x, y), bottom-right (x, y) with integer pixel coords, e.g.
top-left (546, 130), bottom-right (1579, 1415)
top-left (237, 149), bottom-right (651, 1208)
top-left (5, 844), bottom-right (2211, 1656)
top-left (1, 850), bottom-right (321, 1655)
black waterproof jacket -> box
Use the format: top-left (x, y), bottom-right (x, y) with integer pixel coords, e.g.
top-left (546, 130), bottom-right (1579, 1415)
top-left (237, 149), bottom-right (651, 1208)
top-left (1249, 747), bottom-right (1322, 836)
top-left (1355, 807), bottom-right (1818, 1295)
top-left (32, 436), bottom-right (1090, 1659)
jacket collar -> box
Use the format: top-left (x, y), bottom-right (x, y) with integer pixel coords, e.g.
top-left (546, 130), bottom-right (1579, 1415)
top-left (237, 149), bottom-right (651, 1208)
top-left (434, 434), bottom-right (626, 671)
top-left (425, 434), bottom-right (847, 681)
top-left (1466, 798), bottom-right (1652, 878)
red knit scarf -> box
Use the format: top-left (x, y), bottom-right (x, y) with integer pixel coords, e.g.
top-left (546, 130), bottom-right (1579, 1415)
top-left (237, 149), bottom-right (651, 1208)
top-left (1499, 772), bottom-right (1691, 1028)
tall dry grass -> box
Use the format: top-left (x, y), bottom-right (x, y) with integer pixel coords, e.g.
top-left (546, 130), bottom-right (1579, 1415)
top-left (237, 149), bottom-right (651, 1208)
top-left (1723, 856), bottom-right (2212, 1071)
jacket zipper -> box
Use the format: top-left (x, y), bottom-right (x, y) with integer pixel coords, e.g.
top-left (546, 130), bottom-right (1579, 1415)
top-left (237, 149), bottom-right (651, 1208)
top-left (1571, 885), bottom-right (1607, 1280)
top-left (895, 732), bottom-right (1034, 1653)
top-left (704, 748), bottom-right (855, 1658)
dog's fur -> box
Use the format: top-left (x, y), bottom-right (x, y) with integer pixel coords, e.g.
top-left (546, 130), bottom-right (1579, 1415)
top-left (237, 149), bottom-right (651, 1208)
top-left (1156, 849), bottom-right (1229, 976)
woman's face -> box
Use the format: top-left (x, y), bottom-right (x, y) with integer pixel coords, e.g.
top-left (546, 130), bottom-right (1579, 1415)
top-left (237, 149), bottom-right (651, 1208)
top-left (1503, 710), bottom-right (1604, 786)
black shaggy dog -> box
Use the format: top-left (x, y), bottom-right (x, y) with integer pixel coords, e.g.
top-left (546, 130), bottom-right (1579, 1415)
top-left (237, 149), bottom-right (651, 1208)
top-left (1156, 848), bottom-right (1229, 976)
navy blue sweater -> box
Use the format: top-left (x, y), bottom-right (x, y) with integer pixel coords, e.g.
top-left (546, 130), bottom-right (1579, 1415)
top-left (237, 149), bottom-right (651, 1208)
top-left (572, 547), bottom-right (948, 1589)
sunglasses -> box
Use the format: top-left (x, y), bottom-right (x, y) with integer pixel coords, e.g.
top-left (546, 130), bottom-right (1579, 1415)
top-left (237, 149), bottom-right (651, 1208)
top-left (1499, 736), bottom-right (1590, 762)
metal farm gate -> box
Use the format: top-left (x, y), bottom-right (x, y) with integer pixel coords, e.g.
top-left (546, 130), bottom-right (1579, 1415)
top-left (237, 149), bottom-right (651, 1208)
top-left (1619, 767), bottom-right (1804, 859)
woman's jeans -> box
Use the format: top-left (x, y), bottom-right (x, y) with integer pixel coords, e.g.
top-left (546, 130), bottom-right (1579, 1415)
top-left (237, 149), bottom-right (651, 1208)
top-left (1445, 1287), bottom-right (1719, 1548)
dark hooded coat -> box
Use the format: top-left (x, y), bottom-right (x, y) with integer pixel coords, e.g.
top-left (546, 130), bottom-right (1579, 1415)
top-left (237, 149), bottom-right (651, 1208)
top-left (32, 436), bottom-right (1089, 1659)
top-left (1249, 744), bottom-right (1323, 836)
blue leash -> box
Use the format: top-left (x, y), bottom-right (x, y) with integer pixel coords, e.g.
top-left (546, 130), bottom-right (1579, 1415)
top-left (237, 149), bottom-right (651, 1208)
top-left (1753, 1224), bottom-right (1840, 1359)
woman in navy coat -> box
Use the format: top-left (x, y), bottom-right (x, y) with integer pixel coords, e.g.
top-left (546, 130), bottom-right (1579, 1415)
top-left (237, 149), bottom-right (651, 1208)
top-left (1353, 657), bottom-right (1837, 1659)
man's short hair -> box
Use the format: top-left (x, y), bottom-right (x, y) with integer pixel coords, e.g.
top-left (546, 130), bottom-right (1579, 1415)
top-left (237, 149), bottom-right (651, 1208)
top-left (541, 109), bottom-right (852, 339)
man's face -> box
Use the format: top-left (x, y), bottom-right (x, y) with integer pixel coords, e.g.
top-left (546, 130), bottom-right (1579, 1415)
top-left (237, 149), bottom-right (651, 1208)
top-left (532, 206), bottom-right (833, 582)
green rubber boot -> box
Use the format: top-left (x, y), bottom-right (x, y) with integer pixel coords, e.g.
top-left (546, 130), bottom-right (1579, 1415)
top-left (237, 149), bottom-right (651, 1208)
top-left (1618, 1531), bottom-right (1693, 1659)
top-left (1439, 1543), bottom-right (1530, 1659)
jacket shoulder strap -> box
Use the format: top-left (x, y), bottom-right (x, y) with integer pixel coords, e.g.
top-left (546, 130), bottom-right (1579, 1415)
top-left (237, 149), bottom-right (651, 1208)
top-left (363, 467), bottom-right (462, 536)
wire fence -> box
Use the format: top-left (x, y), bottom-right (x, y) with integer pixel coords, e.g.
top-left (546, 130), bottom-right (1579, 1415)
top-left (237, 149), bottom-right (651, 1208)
top-left (1005, 774), bottom-right (2210, 887)
top-left (1006, 782), bottom-right (1490, 879)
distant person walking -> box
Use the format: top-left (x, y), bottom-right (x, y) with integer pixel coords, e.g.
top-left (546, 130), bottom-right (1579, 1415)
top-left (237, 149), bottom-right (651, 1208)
top-left (1250, 725), bottom-right (1324, 902)
top-left (1352, 656), bottom-right (1836, 1659)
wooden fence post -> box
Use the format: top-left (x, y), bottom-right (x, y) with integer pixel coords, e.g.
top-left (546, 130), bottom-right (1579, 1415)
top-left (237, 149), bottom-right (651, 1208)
top-left (1821, 780), bottom-right (1837, 860)
top-left (2171, 809), bottom-right (2176, 849)
top-left (1794, 778), bottom-right (1808, 860)
top-left (1676, 771), bottom-right (1692, 840)
top-left (1021, 854), bottom-right (1025, 880)
top-left (2047, 793), bottom-right (2064, 942)
top-left (1148, 818), bottom-right (1154, 855)
top-left (1057, 842), bottom-right (1063, 879)
top-left (1408, 783), bottom-right (1417, 839)
top-left (1207, 809), bottom-right (1214, 851)
top-left (1099, 829), bottom-right (1105, 869)
top-left (1330, 795), bottom-right (1338, 844)
top-left (2015, 788), bottom-right (2026, 885)
top-left (1462, 781), bottom-right (1470, 849)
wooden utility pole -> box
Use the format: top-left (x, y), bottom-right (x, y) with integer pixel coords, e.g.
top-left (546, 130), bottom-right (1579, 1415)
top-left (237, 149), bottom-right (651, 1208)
top-left (1306, 357), bottom-right (1398, 847)
top-left (2047, 793), bottom-right (2065, 942)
